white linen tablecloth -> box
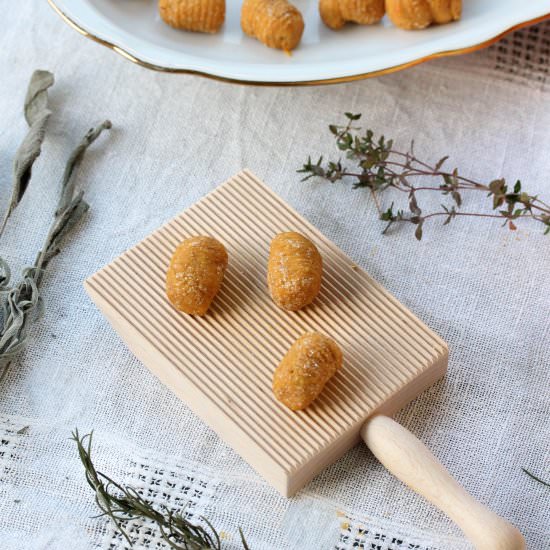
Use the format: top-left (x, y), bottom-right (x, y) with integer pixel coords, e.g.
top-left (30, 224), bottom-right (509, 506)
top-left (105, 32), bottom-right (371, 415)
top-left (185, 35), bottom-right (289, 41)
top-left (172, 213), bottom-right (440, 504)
top-left (0, 2), bottom-right (549, 549)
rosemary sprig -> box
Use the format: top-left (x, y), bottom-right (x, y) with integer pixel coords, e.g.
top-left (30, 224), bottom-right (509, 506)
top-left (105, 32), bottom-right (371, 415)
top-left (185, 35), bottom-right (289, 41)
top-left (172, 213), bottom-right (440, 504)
top-left (522, 468), bottom-right (550, 488)
top-left (73, 430), bottom-right (249, 549)
top-left (299, 112), bottom-right (550, 240)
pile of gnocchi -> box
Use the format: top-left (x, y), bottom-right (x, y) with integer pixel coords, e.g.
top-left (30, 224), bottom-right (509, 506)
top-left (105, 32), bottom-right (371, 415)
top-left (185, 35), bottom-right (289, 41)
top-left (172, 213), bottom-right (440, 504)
top-left (165, 232), bottom-right (342, 411)
top-left (158, 0), bottom-right (462, 52)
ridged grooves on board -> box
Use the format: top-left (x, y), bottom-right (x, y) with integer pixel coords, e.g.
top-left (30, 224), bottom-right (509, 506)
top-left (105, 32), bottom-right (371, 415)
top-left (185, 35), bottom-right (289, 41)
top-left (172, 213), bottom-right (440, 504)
top-left (85, 170), bottom-right (448, 493)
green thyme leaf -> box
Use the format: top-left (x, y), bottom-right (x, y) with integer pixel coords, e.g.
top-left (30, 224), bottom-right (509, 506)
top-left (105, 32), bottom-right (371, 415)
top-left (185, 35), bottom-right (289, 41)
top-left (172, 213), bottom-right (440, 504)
top-left (435, 156), bottom-right (449, 171)
top-left (344, 112), bottom-right (361, 121)
top-left (451, 191), bottom-right (462, 207)
top-left (414, 221), bottom-right (424, 241)
top-left (409, 194), bottom-right (421, 216)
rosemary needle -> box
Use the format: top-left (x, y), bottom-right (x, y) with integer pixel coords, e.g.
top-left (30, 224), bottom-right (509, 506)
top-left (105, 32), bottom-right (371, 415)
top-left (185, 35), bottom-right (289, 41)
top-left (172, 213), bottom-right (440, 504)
top-left (522, 468), bottom-right (550, 488)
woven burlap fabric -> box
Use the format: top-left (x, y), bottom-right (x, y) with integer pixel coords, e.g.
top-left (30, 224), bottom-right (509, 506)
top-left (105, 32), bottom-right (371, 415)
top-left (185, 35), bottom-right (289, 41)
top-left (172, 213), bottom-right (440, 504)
top-left (0, 2), bottom-right (548, 549)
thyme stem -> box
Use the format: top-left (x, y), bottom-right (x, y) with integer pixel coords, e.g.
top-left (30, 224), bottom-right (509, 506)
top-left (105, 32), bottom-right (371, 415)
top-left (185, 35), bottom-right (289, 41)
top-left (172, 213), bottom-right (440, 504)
top-left (300, 113), bottom-right (550, 239)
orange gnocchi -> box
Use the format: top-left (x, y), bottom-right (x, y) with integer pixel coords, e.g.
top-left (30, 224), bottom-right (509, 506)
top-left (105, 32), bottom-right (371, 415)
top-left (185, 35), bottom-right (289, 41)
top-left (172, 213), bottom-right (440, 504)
top-left (320, 0), bottom-right (385, 30)
top-left (385, 0), bottom-right (461, 30)
top-left (267, 232), bottom-right (322, 311)
top-left (273, 333), bottom-right (343, 411)
top-left (165, 236), bottom-right (228, 316)
top-left (241, 0), bottom-right (305, 52)
top-left (159, 0), bottom-right (225, 34)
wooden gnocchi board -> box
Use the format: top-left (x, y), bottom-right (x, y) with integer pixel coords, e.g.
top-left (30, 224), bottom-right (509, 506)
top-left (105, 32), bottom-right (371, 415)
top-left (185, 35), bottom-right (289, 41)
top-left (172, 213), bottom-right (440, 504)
top-left (85, 170), bottom-right (448, 497)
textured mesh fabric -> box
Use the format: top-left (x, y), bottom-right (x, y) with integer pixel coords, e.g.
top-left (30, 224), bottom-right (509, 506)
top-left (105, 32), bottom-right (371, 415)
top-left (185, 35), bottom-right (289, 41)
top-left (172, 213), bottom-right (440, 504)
top-left (0, 3), bottom-right (548, 549)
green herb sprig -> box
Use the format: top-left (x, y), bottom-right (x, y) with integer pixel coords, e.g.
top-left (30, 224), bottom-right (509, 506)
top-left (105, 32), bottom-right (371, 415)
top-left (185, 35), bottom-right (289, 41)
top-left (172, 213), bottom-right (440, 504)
top-left (0, 71), bottom-right (111, 379)
top-left (299, 113), bottom-right (550, 240)
top-left (73, 430), bottom-right (250, 550)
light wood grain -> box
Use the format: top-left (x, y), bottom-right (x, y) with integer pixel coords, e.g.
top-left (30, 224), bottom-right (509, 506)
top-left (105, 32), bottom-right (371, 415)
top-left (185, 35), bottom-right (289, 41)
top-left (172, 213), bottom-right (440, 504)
top-left (362, 416), bottom-right (525, 550)
top-left (84, 170), bottom-right (448, 496)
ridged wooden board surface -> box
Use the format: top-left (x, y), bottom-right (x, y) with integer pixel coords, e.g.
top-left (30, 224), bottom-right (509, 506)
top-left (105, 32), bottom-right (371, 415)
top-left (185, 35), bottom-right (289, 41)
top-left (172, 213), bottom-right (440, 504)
top-left (85, 170), bottom-right (448, 496)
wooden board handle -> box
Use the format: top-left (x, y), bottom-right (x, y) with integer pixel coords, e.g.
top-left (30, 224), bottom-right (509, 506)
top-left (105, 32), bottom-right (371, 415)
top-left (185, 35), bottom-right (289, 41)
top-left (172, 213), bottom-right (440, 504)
top-left (361, 415), bottom-right (525, 550)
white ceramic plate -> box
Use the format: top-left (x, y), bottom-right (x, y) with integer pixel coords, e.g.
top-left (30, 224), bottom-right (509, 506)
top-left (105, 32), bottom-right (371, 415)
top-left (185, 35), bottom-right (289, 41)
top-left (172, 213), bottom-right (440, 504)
top-left (49, 0), bottom-right (550, 85)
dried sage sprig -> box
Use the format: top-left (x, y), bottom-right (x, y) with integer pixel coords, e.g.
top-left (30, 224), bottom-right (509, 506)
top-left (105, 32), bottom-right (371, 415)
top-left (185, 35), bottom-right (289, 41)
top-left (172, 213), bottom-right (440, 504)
top-left (0, 120), bottom-right (111, 378)
top-left (0, 120), bottom-right (111, 377)
top-left (73, 430), bottom-right (250, 550)
top-left (34, 120), bottom-right (112, 283)
top-left (0, 70), bottom-right (54, 236)
top-left (299, 113), bottom-right (550, 240)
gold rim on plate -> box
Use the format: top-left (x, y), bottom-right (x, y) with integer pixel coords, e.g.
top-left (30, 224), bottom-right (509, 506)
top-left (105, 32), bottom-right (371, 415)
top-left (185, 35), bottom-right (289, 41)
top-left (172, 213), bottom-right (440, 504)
top-left (47, 0), bottom-right (550, 87)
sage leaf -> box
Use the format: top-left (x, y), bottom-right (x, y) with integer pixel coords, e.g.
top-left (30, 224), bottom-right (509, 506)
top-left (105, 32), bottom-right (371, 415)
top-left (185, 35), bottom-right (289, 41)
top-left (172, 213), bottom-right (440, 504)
top-left (0, 271), bottom-right (41, 375)
top-left (57, 120), bottom-right (112, 213)
top-left (24, 70), bottom-right (54, 125)
top-left (0, 258), bottom-right (11, 292)
top-left (39, 195), bottom-right (89, 272)
top-left (1, 113), bottom-right (111, 379)
top-left (35, 120), bottom-right (111, 282)
top-left (0, 71), bottom-right (54, 235)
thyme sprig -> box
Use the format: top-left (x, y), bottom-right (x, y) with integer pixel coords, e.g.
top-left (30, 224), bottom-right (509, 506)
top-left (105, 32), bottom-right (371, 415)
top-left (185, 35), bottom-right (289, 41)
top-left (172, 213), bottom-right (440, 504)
top-left (0, 71), bottom-right (111, 378)
top-left (299, 112), bottom-right (550, 240)
top-left (73, 430), bottom-right (250, 550)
